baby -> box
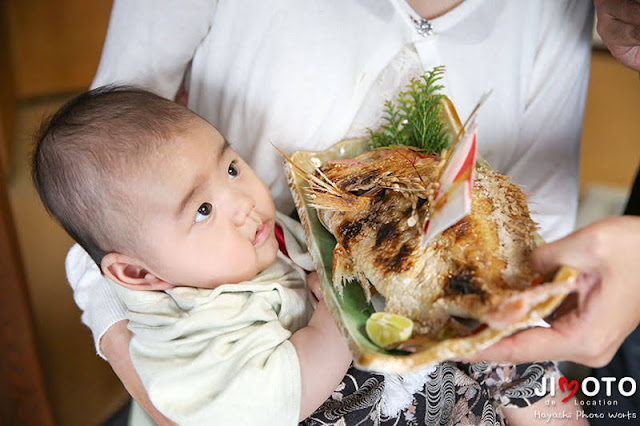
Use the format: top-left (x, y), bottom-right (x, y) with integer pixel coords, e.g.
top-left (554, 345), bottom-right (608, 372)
top-left (32, 86), bottom-right (351, 425)
top-left (33, 86), bottom-right (586, 426)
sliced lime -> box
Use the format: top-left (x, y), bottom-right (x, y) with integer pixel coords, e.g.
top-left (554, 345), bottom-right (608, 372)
top-left (366, 312), bottom-right (414, 348)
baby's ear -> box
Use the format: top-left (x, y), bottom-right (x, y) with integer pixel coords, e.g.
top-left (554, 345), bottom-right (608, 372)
top-left (101, 252), bottom-right (175, 291)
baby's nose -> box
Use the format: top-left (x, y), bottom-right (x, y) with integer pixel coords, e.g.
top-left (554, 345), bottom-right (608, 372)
top-left (230, 194), bottom-right (256, 227)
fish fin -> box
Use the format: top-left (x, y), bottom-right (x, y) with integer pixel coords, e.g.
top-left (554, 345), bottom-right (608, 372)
top-left (332, 244), bottom-right (373, 299)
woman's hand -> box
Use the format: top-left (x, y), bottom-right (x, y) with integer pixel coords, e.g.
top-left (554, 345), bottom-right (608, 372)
top-left (466, 216), bottom-right (640, 367)
top-left (595, 0), bottom-right (640, 71)
top-left (101, 321), bottom-right (176, 425)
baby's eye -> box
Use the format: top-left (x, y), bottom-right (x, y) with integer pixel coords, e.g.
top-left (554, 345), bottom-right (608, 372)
top-left (228, 161), bottom-right (238, 179)
top-left (194, 202), bottom-right (213, 223)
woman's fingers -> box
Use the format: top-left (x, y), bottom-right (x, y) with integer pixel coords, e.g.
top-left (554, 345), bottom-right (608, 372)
top-left (596, 0), bottom-right (640, 26)
top-left (532, 227), bottom-right (599, 278)
top-left (462, 326), bottom-right (569, 364)
top-left (595, 0), bottom-right (640, 70)
top-left (463, 299), bottom-right (614, 368)
top-left (469, 217), bottom-right (640, 367)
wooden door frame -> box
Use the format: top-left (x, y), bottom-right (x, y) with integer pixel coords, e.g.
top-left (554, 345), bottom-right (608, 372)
top-left (0, 159), bottom-right (55, 425)
top-left (1, 2), bottom-right (55, 424)
top-left (1, 0), bottom-right (16, 175)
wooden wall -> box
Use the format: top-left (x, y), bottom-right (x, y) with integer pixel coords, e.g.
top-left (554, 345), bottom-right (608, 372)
top-left (1, 3), bottom-right (16, 175)
top-left (2, 1), bottom-right (120, 425)
top-left (580, 50), bottom-right (640, 192)
top-left (6, 0), bottom-right (112, 98)
top-left (2, 0), bottom-right (112, 174)
top-left (0, 157), bottom-right (54, 426)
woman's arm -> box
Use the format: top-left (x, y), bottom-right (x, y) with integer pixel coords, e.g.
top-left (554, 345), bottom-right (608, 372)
top-left (101, 321), bottom-right (176, 426)
top-left (92, 0), bottom-right (215, 99)
top-left (66, 245), bottom-right (173, 422)
top-left (65, 244), bottom-right (128, 358)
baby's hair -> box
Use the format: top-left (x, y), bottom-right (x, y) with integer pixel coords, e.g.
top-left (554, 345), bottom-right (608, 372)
top-left (32, 85), bottom-right (196, 265)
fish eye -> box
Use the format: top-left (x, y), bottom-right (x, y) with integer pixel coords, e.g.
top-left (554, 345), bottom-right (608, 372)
top-left (194, 202), bottom-right (213, 223)
top-left (228, 161), bottom-right (238, 178)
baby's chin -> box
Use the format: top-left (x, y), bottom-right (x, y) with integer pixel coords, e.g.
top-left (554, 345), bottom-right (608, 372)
top-left (258, 236), bottom-right (280, 270)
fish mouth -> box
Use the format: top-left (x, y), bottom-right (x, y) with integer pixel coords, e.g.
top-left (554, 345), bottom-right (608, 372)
top-left (253, 221), bottom-right (271, 246)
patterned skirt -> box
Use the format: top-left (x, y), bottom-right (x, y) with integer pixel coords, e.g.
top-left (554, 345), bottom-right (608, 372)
top-left (301, 361), bottom-right (556, 426)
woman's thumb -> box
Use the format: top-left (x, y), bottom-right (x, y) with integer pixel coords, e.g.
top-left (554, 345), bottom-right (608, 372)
top-left (531, 228), bottom-right (595, 277)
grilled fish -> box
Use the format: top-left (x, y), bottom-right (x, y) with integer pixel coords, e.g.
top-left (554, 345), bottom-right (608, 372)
top-left (306, 147), bottom-right (572, 340)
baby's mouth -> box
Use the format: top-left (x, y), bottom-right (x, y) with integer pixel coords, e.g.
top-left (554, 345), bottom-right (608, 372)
top-left (253, 222), bottom-right (270, 246)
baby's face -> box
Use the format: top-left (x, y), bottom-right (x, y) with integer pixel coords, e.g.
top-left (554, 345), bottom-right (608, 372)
top-left (133, 118), bottom-right (278, 288)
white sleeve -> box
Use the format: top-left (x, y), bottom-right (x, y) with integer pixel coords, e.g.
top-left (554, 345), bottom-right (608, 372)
top-left (91, 0), bottom-right (216, 99)
top-left (508, 0), bottom-right (593, 242)
top-left (65, 244), bottom-right (127, 359)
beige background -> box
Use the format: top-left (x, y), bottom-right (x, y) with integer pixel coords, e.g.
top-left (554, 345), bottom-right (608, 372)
top-left (2, 2), bottom-right (640, 425)
top-left (581, 51), bottom-right (640, 192)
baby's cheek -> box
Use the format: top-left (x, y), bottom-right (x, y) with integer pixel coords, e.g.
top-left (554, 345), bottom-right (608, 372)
top-left (260, 234), bottom-right (279, 268)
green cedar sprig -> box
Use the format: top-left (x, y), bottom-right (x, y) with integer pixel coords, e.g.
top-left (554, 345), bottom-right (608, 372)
top-left (368, 66), bottom-right (449, 154)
